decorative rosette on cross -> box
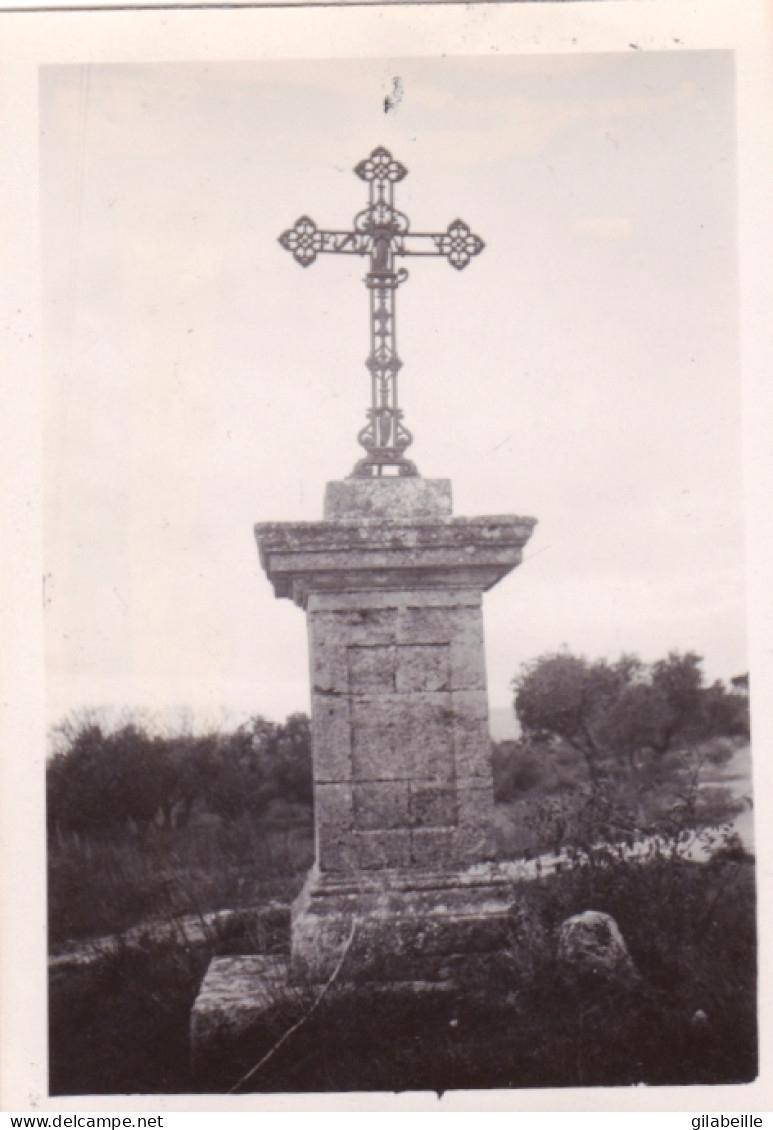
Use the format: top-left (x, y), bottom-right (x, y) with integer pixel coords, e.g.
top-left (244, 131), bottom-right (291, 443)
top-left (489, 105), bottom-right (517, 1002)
top-left (278, 215), bottom-right (323, 267)
top-left (435, 219), bottom-right (485, 270)
top-left (354, 147), bottom-right (408, 184)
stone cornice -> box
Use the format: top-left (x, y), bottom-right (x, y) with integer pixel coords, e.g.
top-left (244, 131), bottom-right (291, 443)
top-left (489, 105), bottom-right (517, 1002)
top-left (255, 515), bottom-right (537, 607)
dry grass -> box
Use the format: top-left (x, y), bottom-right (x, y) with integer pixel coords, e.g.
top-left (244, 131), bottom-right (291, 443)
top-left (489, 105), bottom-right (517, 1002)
top-left (48, 812), bottom-right (312, 946)
top-left (49, 850), bottom-right (756, 1095)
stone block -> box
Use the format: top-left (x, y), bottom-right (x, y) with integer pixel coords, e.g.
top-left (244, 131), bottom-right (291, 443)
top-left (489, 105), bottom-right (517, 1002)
top-left (308, 626), bottom-right (349, 693)
top-left (343, 607), bottom-right (398, 645)
top-left (449, 650), bottom-right (487, 691)
top-left (396, 694), bottom-right (455, 781)
top-left (450, 688), bottom-right (490, 722)
top-left (290, 913), bottom-right (355, 982)
top-left (410, 828), bottom-right (455, 868)
top-left (395, 643), bottom-right (450, 693)
top-left (452, 824), bottom-right (496, 865)
top-left (393, 913), bottom-right (511, 958)
top-left (315, 782), bottom-right (353, 830)
top-left (348, 644), bottom-right (396, 693)
top-left (311, 606), bottom-right (397, 648)
top-left (456, 785), bottom-right (495, 829)
top-left (397, 605), bottom-right (454, 645)
top-left (353, 780), bottom-right (411, 830)
top-left (409, 784), bottom-right (457, 828)
top-left (256, 514), bottom-right (537, 607)
top-left (404, 590), bottom-right (481, 609)
top-left (449, 613), bottom-right (488, 691)
top-left (351, 741), bottom-right (409, 781)
top-left (311, 697), bottom-right (352, 781)
top-left (351, 741), bottom-right (408, 781)
top-left (309, 591), bottom-right (404, 613)
top-left (355, 830), bottom-right (412, 869)
top-left (317, 827), bottom-right (359, 872)
top-left (287, 866), bottom-right (522, 982)
top-left (453, 717), bottom-right (494, 779)
top-left (324, 477), bottom-right (453, 521)
top-left (350, 696), bottom-right (406, 779)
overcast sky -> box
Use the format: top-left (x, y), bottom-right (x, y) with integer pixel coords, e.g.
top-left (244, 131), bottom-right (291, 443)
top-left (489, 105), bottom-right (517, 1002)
top-left (40, 51), bottom-right (744, 732)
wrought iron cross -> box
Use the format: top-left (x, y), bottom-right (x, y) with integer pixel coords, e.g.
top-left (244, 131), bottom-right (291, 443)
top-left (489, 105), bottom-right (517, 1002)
top-left (279, 146), bottom-right (484, 478)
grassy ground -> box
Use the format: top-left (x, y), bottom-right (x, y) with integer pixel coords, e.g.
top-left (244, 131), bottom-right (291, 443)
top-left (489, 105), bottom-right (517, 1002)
top-left (48, 808), bottom-right (312, 947)
top-left (48, 743), bottom-right (756, 1094)
top-left (49, 852), bottom-right (757, 1095)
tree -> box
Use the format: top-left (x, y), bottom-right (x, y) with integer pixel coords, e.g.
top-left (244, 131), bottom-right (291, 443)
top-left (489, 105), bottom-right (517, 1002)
top-left (513, 649), bottom-right (748, 789)
top-left (46, 718), bottom-right (170, 836)
top-left (513, 652), bottom-right (641, 785)
top-left (270, 713), bottom-right (313, 805)
top-left (46, 708), bottom-right (315, 839)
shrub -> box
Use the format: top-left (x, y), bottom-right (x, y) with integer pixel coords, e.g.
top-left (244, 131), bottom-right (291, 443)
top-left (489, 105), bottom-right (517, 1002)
top-left (47, 711), bottom-right (314, 841)
top-left (513, 649), bottom-right (750, 788)
top-left (492, 740), bottom-right (548, 801)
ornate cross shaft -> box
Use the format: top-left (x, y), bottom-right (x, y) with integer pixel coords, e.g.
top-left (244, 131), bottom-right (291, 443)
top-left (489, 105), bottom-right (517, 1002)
top-left (279, 146), bottom-right (484, 478)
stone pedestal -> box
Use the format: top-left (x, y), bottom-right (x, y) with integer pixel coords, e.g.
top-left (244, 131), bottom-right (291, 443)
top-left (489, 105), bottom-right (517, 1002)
top-left (254, 478), bottom-right (536, 980)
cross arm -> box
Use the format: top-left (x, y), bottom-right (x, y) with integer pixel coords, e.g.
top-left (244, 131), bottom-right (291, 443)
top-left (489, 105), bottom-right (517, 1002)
top-left (280, 215), bottom-right (485, 271)
top-left (400, 220), bottom-right (485, 270)
top-left (279, 216), bottom-right (369, 267)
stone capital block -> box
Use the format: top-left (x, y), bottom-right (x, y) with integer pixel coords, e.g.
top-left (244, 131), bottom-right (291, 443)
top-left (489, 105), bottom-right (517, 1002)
top-left (324, 477), bottom-right (453, 521)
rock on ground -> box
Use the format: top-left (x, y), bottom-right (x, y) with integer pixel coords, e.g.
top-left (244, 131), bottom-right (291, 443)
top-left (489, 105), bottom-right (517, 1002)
top-left (557, 910), bottom-right (638, 983)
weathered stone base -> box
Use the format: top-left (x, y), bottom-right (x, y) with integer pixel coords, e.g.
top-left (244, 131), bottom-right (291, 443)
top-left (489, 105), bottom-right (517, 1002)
top-left (189, 865), bottom-right (522, 1078)
top-left (291, 864), bottom-right (517, 982)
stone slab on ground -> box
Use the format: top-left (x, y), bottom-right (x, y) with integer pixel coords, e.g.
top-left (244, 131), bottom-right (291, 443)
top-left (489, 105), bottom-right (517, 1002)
top-left (190, 954), bottom-right (289, 1069)
top-left (189, 952), bottom-right (461, 1083)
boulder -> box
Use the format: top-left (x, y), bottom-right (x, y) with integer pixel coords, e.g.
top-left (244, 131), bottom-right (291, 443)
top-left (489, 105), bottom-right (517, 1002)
top-left (557, 910), bottom-right (637, 983)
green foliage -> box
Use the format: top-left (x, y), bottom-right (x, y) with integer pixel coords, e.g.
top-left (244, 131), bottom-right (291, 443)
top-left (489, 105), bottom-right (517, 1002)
top-left (492, 739), bottom-right (550, 802)
top-left (47, 711), bottom-right (313, 840)
top-left (513, 649), bottom-right (749, 787)
top-left (497, 650), bottom-right (749, 859)
top-left (47, 722), bottom-right (174, 837)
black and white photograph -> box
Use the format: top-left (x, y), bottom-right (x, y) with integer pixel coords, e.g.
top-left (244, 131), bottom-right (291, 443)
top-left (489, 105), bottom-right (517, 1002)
top-left (2, 1), bottom-right (771, 1112)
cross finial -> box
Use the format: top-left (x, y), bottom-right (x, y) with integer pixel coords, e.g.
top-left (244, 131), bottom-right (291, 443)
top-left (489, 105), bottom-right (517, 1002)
top-left (279, 147), bottom-right (484, 478)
